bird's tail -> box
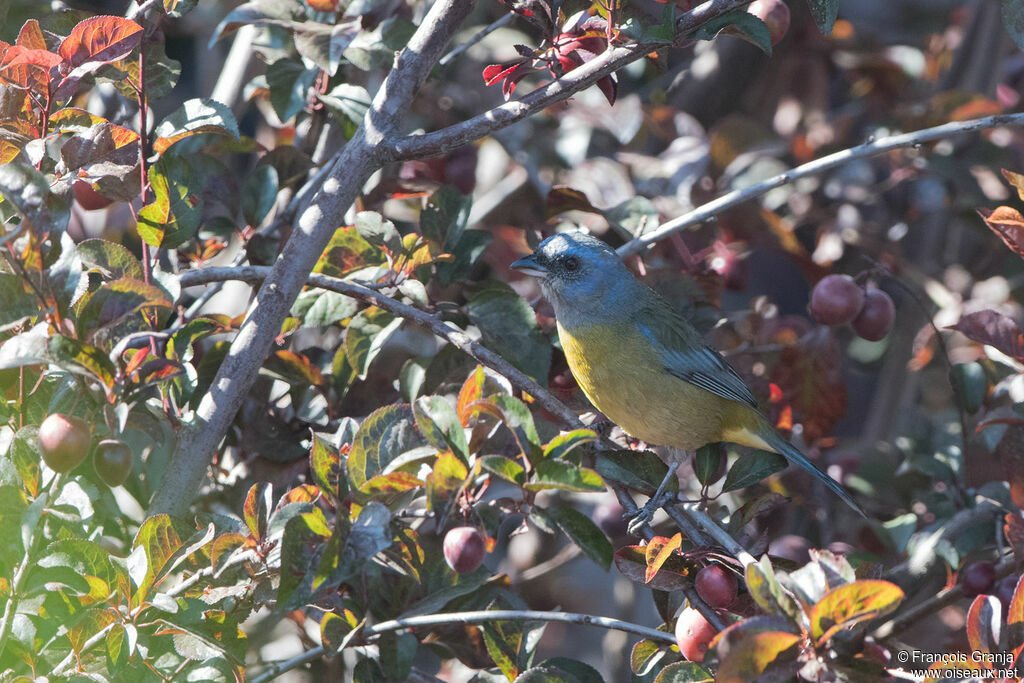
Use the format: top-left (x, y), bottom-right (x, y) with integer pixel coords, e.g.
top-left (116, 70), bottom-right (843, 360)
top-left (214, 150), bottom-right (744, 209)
top-left (758, 425), bottom-right (866, 518)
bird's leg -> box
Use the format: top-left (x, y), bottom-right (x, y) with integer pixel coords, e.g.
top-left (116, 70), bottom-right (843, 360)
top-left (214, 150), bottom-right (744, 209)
top-left (626, 465), bottom-right (678, 536)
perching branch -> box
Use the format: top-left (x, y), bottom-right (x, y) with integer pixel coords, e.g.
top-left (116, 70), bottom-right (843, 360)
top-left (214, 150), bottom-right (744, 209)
top-left (617, 112), bottom-right (1024, 258)
top-left (148, 0), bottom-right (478, 517)
top-left (249, 608), bottom-right (676, 683)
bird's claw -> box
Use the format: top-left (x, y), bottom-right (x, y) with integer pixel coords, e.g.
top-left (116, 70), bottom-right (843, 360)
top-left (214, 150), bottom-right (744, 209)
top-left (624, 492), bottom-right (670, 536)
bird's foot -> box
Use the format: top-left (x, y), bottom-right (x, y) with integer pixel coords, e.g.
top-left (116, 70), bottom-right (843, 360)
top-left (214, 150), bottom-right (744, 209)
top-left (625, 491), bottom-right (672, 536)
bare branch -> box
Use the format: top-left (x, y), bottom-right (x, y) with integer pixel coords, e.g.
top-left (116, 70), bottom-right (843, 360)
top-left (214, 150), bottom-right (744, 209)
top-left (149, 0), bottom-right (478, 517)
top-left (250, 608), bottom-right (676, 682)
top-left (388, 0), bottom-right (752, 161)
top-left (617, 112), bottom-right (1024, 258)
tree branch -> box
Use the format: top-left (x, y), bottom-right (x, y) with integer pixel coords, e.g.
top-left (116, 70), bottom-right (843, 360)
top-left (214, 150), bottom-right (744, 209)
top-left (617, 112), bottom-right (1024, 258)
top-left (148, 0), bottom-right (478, 517)
top-left (249, 608), bottom-right (676, 683)
top-left (387, 0), bottom-right (752, 160)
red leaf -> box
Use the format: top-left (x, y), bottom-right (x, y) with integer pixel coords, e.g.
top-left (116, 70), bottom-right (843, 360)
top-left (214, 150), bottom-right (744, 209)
top-left (948, 310), bottom-right (1024, 360)
top-left (0, 45), bottom-right (62, 93)
top-left (483, 62), bottom-right (520, 86)
top-left (58, 16), bottom-right (143, 68)
top-left (977, 206), bottom-right (1024, 258)
top-left (596, 73), bottom-right (618, 106)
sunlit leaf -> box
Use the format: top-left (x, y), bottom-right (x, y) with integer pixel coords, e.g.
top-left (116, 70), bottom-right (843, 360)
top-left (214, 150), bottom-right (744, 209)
top-left (721, 450), bottom-right (787, 493)
top-left (152, 98), bottom-right (240, 155)
top-left (644, 533), bottom-right (682, 584)
top-left (348, 404), bottom-right (425, 488)
top-left (809, 580), bottom-right (904, 644)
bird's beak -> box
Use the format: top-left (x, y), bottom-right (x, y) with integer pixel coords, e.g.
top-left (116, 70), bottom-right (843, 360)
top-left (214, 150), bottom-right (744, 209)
top-left (510, 253), bottom-right (547, 277)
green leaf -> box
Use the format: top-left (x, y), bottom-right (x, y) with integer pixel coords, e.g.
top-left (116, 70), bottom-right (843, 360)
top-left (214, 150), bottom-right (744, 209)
top-left (310, 433), bottom-right (347, 501)
top-left (594, 449), bottom-right (670, 495)
top-left (517, 658), bottom-right (604, 682)
top-left (344, 307), bottom-right (403, 380)
top-left (355, 210), bottom-right (402, 253)
top-left (744, 556), bottom-right (802, 621)
top-left (721, 450), bottom-right (787, 493)
top-left (467, 394), bottom-right (542, 464)
top-left (537, 505), bottom-right (612, 569)
top-left (543, 429), bottom-right (597, 461)
top-left (435, 228), bottom-right (493, 286)
top-left (293, 19), bottom-right (360, 76)
top-left (693, 10), bottom-right (773, 54)
top-left (480, 455), bottom-right (526, 486)
top-left (10, 426), bottom-right (41, 498)
top-left (693, 443), bottom-right (725, 487)
top-left (241, 165), bottom-right (278, 228)
top-left (137, 154), bottom-right (202, 248)
top-left (421, 185), bottom-right (471, 250)
top-left (75, 277), bottom-right (173, 351)
top-left (527, 460), bottom-right (605, 493)
top-left (76, 238), bottom-right (144, 281)
top-left (39, 538), bottom-right (129, 601)
top-left (950, 362), bottom-right (986, 414)
top-left (314, 225), bottom-right (386, 277)
top-left (468, 279), bottom-right (553, 383)
top-left (348, 404), bottom-right (424, 488)
top-left (0, 272), bottom-right (39, 327)
top-left (47, 335), bottom-right (117, 388)
top-left (805, 0), bottom-right (839, 34)
top-left (278, 508), bottom-right (332, 609)
top-left (379, 631), bottom-right (417, 681)
top-left (425, 451), bottom-right (468, 514)
top-left (320, 82), bottom-right (371, 132)
top-left (630, 639), bottom-right (667, 676)
top-left (132, 514), bottom-right (185, 603)
top-left (0, 162), bottom-right (70, 234)
top-left (414, 395), bottom-right (469, 464)
top-left (295, 289), bottom-right (358, 328)
top-left (654, 662), bottom-right (715, 683)
top-left (267, 57), bottom-right (317, 122)
top-left (152, 97), bottom-right (240, 155)
top-left (481, 617), bottom-right (525, 680)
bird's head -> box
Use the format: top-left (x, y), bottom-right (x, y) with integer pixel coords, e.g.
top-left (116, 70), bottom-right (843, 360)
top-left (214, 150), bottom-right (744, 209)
top-left (510, 232), bottom-right (640, 323)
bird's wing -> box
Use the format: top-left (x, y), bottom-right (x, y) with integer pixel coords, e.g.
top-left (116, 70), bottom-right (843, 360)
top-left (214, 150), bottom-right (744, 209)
top-left (636, 303), bottom-right (759, 410)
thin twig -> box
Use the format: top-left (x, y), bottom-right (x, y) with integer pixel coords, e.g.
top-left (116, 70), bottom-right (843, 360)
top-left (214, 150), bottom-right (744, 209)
top-left (250, 608), bottom-right (676, 682)
top-left (617, 112), bottom-right (1024, 258)
top-left (387, 0), bottom-right (751, 160)
top-left (439, 13), bottom-right (514, 66)
top-left (872, 556), bottom-right (1017, 641)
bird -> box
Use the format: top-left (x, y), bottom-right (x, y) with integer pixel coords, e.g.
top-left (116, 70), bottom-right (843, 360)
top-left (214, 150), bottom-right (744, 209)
top-left (510, 231), bottom-right (865, 524)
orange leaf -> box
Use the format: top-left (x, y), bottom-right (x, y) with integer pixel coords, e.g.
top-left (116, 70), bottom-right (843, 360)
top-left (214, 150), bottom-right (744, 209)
top-left (16, 20), bottom-right (47, 50)
top-left (809, 580), bottom-right (904, 644)
top-left (58, 16), bottom-right (143, 67)
top-left (1002, 169), bottom-right (1024, 203)
top-left (644, 533), bottom-right (682, 583)
top-left (715, 631), bottom-right (801, 683)
top-left (978, 206), bottom-right (1024, 259)
top-left (305, 0), bottom-right (339, 9)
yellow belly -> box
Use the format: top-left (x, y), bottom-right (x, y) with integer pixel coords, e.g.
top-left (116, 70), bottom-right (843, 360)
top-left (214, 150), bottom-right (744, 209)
top-left (558, 321), bottom-right (768, 451)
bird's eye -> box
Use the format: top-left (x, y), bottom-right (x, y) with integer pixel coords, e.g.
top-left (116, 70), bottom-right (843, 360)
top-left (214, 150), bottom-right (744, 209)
top-left (563, 256), bottom-right (580, 271)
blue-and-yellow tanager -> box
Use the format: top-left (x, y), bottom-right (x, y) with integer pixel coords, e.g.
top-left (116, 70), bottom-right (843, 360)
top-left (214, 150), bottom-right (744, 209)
top-left (511, 231), bottom-right (865, 518)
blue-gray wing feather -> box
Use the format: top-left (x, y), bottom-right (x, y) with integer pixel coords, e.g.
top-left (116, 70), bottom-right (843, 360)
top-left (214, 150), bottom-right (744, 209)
top-left (636, 311), bottom-right (759, 410)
